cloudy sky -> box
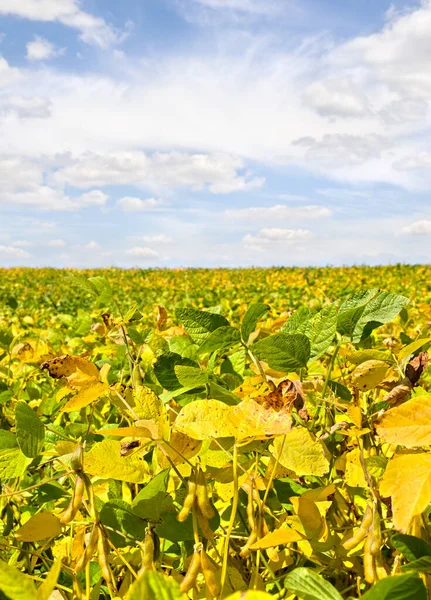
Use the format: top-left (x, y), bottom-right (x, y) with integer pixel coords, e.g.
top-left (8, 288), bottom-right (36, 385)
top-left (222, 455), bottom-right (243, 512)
top-left (1, 0), bottom-right (431, 268)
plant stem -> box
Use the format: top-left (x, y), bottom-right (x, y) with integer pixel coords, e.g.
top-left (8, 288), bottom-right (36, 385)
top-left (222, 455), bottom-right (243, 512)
top-left (220, 443), bottom-right (239, 597)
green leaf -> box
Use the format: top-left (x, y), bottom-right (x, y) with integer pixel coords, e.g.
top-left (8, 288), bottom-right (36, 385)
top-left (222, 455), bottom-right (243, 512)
top-left (132, 469), bottom-right (170, 522)
top-left (154, 353), bottom-right (199, 391)
top-left (328, 380), bottom-right (352, 402)
top-left (241, 303), bottom-right (269, 342)
top-left (15, 402), bottom-right (45, 458)
top-left (175, 308), bottom-right (229, 345)
top-left (308, 304), bottom-right (338, 359)
top-left (208, 380), bottom-right (240, 405)
top-left (361, 574), bottom-right (426, 600)
top-left (174, 365), bottom-right (209, 388)
top-left (0, 430), bottom-right (18, 450)
top-left (401, 556), bottom-right (431, 573)
top-left (253, 334), bottom-right (310, 372)
top-left (282, 308), bottom-right (315, 334)
top-left (0, 560), bottom-right (37, 600)
top-left (199, 326), bottom-right (241, 355)
top-left (284, 567), bottom-right (343, 600)
top-left (100, 500), bottom-right (147, 547)
top-left (392, 533), bottom-right (431, 561)
top-left (0, 448), bottom-right (32, 480)
top-left (337, 290), bottom-right (376, 339)
top-left (88, 276), bottom-right (113, 304)
top-left (128, 570), bottom-right (185, 600)
top-left (352, 291), bottom-right (409, 343)
top-left (128, 327), bottom-right (151, 346)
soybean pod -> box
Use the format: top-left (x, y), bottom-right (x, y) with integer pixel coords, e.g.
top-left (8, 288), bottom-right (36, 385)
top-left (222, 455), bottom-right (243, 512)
top-left (178, 468), bottom-right (197, 523)
top-left (196, 467), bottom-right (214, 520)
top-left (180, 549), bottom-right (202, 594)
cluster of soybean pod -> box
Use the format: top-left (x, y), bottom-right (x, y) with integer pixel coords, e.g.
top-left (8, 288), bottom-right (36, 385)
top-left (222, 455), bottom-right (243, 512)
top-left (60, 445), bottom-right (117, 597)
top-left (177, 465), bottom-right (220, 596)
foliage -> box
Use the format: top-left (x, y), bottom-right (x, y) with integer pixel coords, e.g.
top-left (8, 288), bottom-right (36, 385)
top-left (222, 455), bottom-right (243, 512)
top-left (0, 266), bottom-right (431, 599)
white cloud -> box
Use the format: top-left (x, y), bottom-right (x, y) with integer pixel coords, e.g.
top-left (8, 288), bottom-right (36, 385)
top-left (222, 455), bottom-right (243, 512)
top-left (303, 79), bottom-right (371, 119)
top-left (0, 244), bottom-right (31, 258)
top-left (394, 152), bottom-right (431, 171)
top-left (117, 197), bottom-right (164, 212)
top-left (78, 190), bottom-right (109, 207)
top-left (141, 234), bottom-right (173, 244)
top-left (292, 134), bottom-right (387, 166)
top-left (26, 36), bottom-right (62, 61)
top-left (0, 0), bottom-right (129, 48)
top-left (85, 241), bottom-right (102, 250)
top-left (1, 95), bottom-right (52, 118)
top-left (125, 246), bottom-right (160, 259)
top-left (47, 238), bottom-right (66, 247)
top-left (12, 240), bottom-right (32, 247)
top-left (401, 220), bottom-right (431, 235)
top-left (51, 151), bottom-right (264, 193)
top-left (225, 204), bottom-right (332, 220)
top-left (192, 0), bottom-right (282, 14)
top-left (243, 227), bottom-right (312, 251)
top-left (32, 220), bottom-right (56, 228)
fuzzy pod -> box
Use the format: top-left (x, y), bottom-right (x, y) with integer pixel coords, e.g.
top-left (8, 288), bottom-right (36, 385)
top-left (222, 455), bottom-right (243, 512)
top-left (70, 444), bottom-right (84, 473)
top-left (180, 550), bottom-right (202, 593)
top-left (363, 535), bottom-right (377, 583)
top-left (201, 550), bottom-right (220, 598)
top-left (60, 474), bottom-right (85, 525)
top-left (142, 529), bottom-right (155, 571)
top-left (342, 504), bottom-right (373, 550)
top-left (178, 469), bottom-right (197, 523)
top-left (197, 510), bottom-right (214, 540)
top-left (246, 481), bottom-right (256, 530)
top-left (75, 524), bottom-right (99, 572)
top-left (196, 467), bottom-right (214, 520)
top-left (240, 529), bottom-right (258, 558)
top-left (97, 531), bottom-right (112, 584)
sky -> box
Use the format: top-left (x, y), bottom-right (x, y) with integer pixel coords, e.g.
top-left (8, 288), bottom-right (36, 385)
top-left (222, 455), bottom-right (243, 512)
top-left (1, 0), bottom-right (431, 268)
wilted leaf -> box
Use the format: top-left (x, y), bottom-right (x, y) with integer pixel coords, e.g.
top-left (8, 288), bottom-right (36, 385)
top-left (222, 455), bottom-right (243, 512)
top-left (271, 428), bottom-right (330, 477)
top-left (41, 355), bottom-right (99, 388)
top-left (15, 511), bottom-right (61, 542)
top-left (380, 452), bottom-right (431, 532)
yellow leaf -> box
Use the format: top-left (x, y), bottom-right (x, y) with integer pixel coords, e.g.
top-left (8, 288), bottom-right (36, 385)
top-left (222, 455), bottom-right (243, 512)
top-left (290, 496), bottom-right (323, 539)
top-left (62, 381), bottom-right (108, 412)
top-left (174, 399), bottom-right (233, 440)
top-left (41, 355), bottom-right (100, 388)
top-left (37, 559), bottom-right (62, 600)
top-left (174, 398), bottom-right (292, 441)
top-left (95, 426), bottom-right (155, 439)
top-left (380, 452), bottom-right (431, 532)
top-left (346, 404), bottom-right (362, 428)
top-left (231, 399), bottom-right (292, 440)
top-left (249, 527), bottom-right (304, 550)
top-left (350, 360), bottom-right (389, 391)
top-left (225, 592), bottom-right (274, 600)
top-left (345, 448), bottom-right (367, 487)
top-left (375, 395), bottom-right (431, 447)
top-left (15, 510), bottom-right (61, 542)
top-left (271, 428), bottom-right (330, 477)
top-left (398, 338), bottom-right (431, 361)
top-left (132, 385), bottom-right (164, 420)
top-left (157, 431), bottom-right (202, 466)
top-left (302, 484), bottom-right (336, 501)
top-left (84, 439), bottom-right (150, 483)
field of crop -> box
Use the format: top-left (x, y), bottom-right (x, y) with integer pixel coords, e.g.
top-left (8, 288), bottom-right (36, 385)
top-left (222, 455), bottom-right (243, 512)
top-left (1, 265), bottom-right (431, 600)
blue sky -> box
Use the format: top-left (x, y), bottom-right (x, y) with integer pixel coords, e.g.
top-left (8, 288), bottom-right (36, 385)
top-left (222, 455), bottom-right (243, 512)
top-left (1, 0), bottom-right (431, 268)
